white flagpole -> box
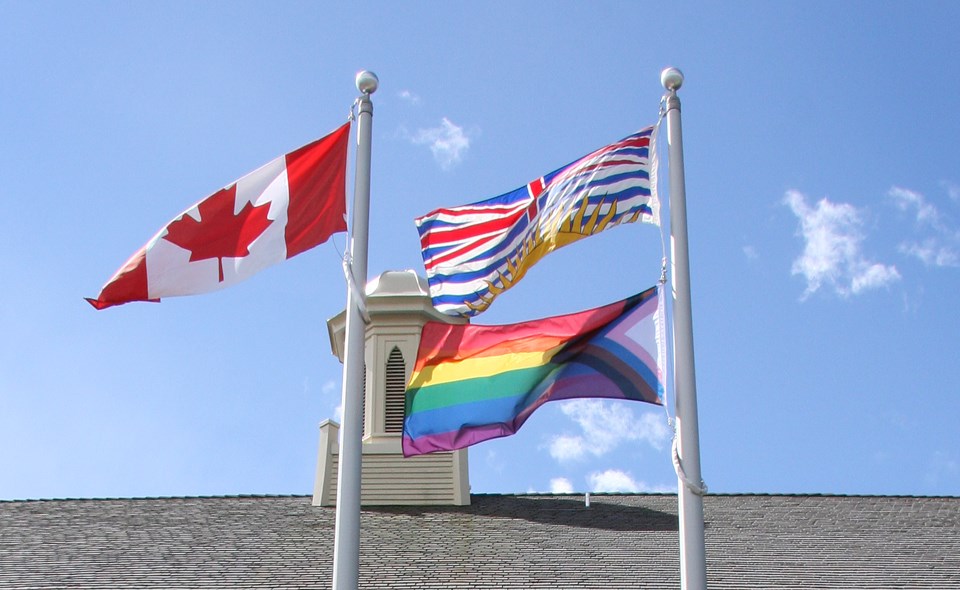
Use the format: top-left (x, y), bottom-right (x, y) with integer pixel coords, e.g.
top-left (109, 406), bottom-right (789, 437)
top-left (332, 70), bottom-right (378, 590)
top-left (661, 67), bottom-right (708, 590)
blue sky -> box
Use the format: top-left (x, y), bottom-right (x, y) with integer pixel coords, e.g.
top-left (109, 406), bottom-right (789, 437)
top-left (2, 2), bottom-right (958, 500)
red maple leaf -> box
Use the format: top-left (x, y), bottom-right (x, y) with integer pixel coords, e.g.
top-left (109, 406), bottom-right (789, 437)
top-left (163, 185), bottom-right (274, 282)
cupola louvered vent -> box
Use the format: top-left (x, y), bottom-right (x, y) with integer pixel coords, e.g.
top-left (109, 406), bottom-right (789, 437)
top-left (384, 347), bottom-right (406, 433)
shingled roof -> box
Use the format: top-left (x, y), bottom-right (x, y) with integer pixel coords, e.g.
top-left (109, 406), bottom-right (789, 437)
top-left (1, 493), bottom-right (958, 589)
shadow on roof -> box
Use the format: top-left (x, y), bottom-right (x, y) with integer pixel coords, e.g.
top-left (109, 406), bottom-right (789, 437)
top-left (365, 495), bottom-right (679, 532)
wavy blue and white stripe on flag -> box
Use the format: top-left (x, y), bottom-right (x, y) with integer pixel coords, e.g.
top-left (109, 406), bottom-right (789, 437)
top-left (415, 126), bottom-right (660, 317)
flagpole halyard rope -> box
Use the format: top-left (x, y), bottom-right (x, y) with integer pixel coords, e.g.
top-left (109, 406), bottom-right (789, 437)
top-left (651, 108), bottom-right (675, 450)
top-left (658, 84), bottom-right (707, 500)
top-left (338, 96), bottom-right (368, 325)
top-left (672, 430), bottom-right (708, 497)
top-left (342, 251), bottom-right (371, 324)
top-left (347, 97), bottom-right (360, 123)
top-left (654, 106), bottom-right (669, 289)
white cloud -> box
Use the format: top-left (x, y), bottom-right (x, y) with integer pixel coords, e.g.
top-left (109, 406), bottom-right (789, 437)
top-left (589, 469), bottom-right (641, 492)
top-left (889, 186), bottom-right (941, 227)
top-left (888, 186), bottom-right (960, 269)
top-left (412, 118), bottom-right (471, 169)
top-left (332, 403), bottom-right (343, 423)
top-left (742, 245), bottom-right (758, 260)
top-left (899, 239), bottom-right (960, 268)
top-left (548, 434), bottom-right (587, 461)
top-left (850, 263), bottom-right (903, 294)
top-left (587, 470), bottom-right (676, 493)
top-left (784, 190), bottom-right (900, 299)
top-left (589, 470), bottom-right (640, 492)
top-left (943, 181), bottom-right (960, 202)
top-left (546, 400), bottom-right (670, 462)
top-left (398, 90), bottom-right (421, 105)
top-left (550, 477), bottom-right (574, 494)
top-left (324, 380), bottom-right (342, 422)
top-left (582, 469), bottom-right (661, 493)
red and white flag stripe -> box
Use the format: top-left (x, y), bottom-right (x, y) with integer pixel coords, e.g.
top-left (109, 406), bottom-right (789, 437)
top-left (87, 123), bottom-right (350, 310)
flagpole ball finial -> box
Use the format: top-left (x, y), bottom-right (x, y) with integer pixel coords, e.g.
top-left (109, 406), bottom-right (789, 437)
top-left (661, 67), bottom-right (684, 91)
top-left (356, 70), bottom-right (379, 95)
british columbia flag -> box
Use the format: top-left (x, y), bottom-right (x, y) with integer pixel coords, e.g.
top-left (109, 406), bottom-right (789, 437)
top-left (415, 125), bottom-right (660, 317)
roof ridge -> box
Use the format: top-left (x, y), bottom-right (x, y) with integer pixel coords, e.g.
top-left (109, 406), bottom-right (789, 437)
top-left (0, 493), bottom-right (312, 504)
top-left (698, 492), bottom-right (960, 499)
top-left (3, 491), bottom-right (958, 504)
top-left (474, 492), bottom-right (960, 499)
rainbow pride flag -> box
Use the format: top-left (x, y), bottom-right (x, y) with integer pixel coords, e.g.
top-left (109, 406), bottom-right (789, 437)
top-left (402, 286), bottom-right (665, 456)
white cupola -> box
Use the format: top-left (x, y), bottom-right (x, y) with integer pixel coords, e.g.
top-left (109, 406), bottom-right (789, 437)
top-left (313, 270), bottom-right (470, 506)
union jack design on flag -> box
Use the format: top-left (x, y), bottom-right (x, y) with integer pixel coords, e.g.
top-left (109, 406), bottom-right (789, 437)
top-left (415, 126), bottom-right (660, 317)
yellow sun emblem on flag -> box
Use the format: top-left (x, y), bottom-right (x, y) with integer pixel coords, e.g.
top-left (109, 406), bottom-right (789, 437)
top-left (465, 197), bottom-right (645, 314)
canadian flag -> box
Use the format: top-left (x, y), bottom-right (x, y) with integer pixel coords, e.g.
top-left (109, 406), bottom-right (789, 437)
top-left (87, 123), bottom-right (350, 310)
